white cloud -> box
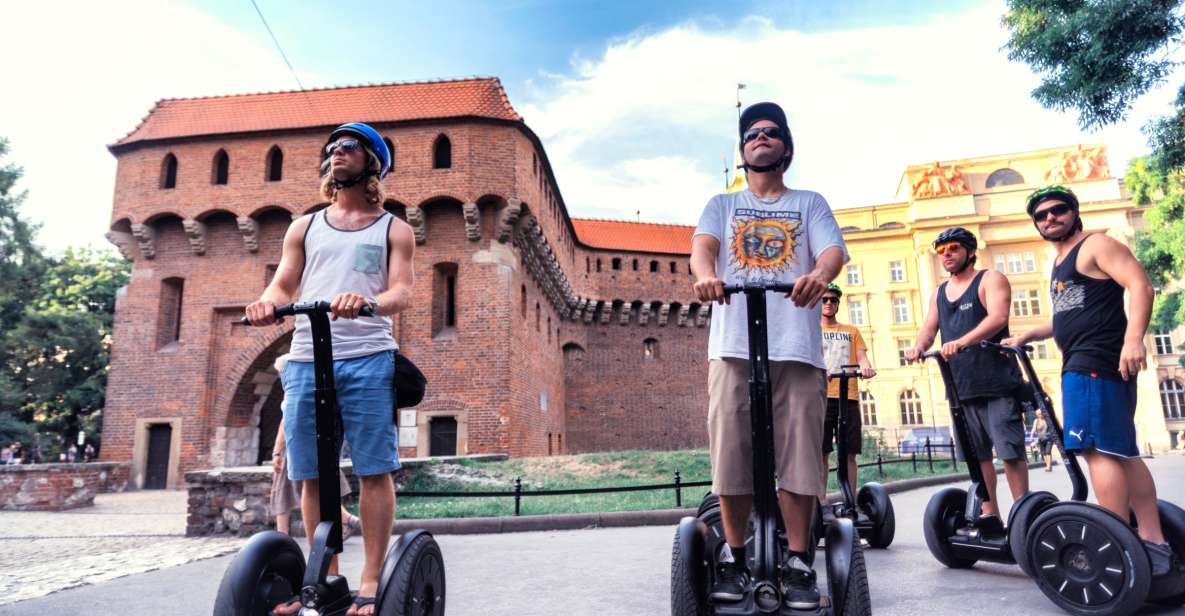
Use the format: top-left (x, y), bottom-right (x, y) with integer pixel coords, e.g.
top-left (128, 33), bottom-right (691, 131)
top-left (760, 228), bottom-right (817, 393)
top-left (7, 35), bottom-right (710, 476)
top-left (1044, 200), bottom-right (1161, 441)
top-left (0, 1), bottom-right (307, 253)
top-left (520, 1), bottom-right (1185, 224)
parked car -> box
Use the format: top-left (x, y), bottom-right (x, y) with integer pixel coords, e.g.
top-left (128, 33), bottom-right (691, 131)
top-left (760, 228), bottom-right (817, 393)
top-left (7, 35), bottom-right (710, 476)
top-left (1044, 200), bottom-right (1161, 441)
top-left (898, 426), bottom-right (954, 455)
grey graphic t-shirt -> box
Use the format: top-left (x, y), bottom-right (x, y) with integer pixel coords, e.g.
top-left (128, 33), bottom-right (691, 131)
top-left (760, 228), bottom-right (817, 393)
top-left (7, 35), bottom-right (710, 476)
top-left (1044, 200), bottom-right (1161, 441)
top-left (694, 189), bottom-right (847, 367)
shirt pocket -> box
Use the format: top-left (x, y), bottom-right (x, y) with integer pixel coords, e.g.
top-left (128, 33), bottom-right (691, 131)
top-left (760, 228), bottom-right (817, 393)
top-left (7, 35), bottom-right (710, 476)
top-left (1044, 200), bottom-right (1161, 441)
top-left (353, 244), bottom-right (383, 274)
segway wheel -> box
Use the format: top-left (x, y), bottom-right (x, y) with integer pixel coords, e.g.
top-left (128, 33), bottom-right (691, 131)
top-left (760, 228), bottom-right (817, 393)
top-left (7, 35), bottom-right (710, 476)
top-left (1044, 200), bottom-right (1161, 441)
top-left (671, 517), bottom-right (711, 616)
top-left (1150, 499), bottom-right (1185, 607)
top-left (212, 531), bottom-right (305, 616)
top-left (1026, 503), bottom-right (1151, 616)
top-left (695, 492), bottom-right (719, 518)
top-left (1007, 490), bottom-right (1058, 577)
top-left (824, 517), bottom-right (872, 616)
top-left (857, 482), bottom-right (895, 549)
top-left (378, 533), bottom-right (446, 616)
top-left (922, 487), bottom-right (977, 569)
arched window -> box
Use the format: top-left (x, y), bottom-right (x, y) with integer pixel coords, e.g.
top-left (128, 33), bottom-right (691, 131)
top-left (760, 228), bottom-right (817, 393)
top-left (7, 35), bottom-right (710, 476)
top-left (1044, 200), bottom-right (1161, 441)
top-left (596, 258), bottom-right (602, 273)
top-left (669, 261), bottom-right (677, 273)
top-left (161, 153), bottom-right (178, 189)
top-left (266, 146), bottom-right (283, 182)
top-left (383, 137), bottom-right (395, 172)
top-left (643, 338), bottom-right (659, 359)
top-left (649, 260), bottom-right (659, 273)
top-left (520, 285), bottom-right (527, 319)
top-left (611, 257), bottom-right (621, 271)
top-left (632, 258), bottom-right (638, 271)
top-left (212, 150), bottom-right (229, 185)
top-left (1161, 379), bottom-right (1185, 420)
top-left (986, 168), bottom-right (1024, 188)
top-left (432, 134), bottom-right (451, 169)
top-left (860, 391), bottom-right (877, 426)
top-left (899, 390), bottom-right (923, 425)
top-left (535, 302), bottom-right (541, 332)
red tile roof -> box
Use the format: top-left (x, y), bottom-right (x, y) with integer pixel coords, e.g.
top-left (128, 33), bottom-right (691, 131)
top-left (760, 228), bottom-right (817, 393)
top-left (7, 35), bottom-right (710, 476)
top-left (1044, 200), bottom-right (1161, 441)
top-left (112, 77), bottom-right (521, 149)
top-left (572, 218), bottom-right (694, 255)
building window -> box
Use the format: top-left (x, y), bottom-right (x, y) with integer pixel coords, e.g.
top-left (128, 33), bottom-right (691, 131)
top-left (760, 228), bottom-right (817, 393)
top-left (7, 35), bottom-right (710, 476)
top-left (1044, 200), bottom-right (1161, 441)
top-left (897, 338), bottom-right (913, 367)
top-left (161, 153), bottom-right (178, 189)
top-left (1025, 342), bottom-right (1050, 360)
top-left (848, 299), bottom-right (865, 326)
top-left (649, 260), bottom-right (658, 273)
top-left (157, 277), bottom-right (184, 350)
top-left (995, 252), bottom-right (1038, 274)
top-left (535, 302), bottom-right (541, 332)
top-left (1024, 251), bottom-right (1037, 272)
top-left (611, 258), bottom-right (621, 271)
top-left (860, 391), bottom-right (877, 426)
top-left (212, 150), bottom-right (229, 185)
top-left (985, 168), bottom-right (1024, 188)
top-left (432, 134), bottom-right (451, 169)
top-left (632, 259), bottom-right (638, 271)
top-left (1011, 288), bottom-right (1042, 317)
top-left (889, 260), bottom-right (905, 282)
top-left (846, 264), bottom-right (862, 286)
top-left (899, 390), bottom-right (924, 425)
top-left (547, 317), bottom-right (552, 343)
top-left (892, 297), bottom-right (910, 324)
top-left (643, 338), bottom-right (659, 359)
top-left (1154, 330), bottom-right (1175, 355)
top-left (596, 259), bottom-right (602, 273)
top-left (520, 285), bottom-right (527, 319)
top-left (432, 263), bottom-right (458, 337)
top-left (266, 146), bottom-right (283, 182)
top-left (670, 261), bottom-right (677, 273)
top-left (1161, 379), bottom-right (1185, 420)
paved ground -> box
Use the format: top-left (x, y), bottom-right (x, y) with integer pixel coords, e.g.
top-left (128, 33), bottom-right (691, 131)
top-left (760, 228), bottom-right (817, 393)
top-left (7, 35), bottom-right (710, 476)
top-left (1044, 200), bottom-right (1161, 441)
top-left (2, 456), bottom-right (1184, 615)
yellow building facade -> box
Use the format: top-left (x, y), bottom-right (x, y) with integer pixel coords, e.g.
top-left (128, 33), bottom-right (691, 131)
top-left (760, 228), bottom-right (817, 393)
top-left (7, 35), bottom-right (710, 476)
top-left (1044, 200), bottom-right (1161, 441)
top-left (831, 144), bottom-right (1185, 453)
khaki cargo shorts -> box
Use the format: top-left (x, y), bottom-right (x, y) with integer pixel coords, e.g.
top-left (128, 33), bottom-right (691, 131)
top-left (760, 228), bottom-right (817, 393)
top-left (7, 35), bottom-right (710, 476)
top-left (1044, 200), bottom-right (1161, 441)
top-left (708, 358), bottom-right (827, 497)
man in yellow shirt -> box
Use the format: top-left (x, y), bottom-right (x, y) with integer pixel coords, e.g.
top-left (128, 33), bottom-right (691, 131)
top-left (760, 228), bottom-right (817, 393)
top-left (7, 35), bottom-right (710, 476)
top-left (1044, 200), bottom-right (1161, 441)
top-left (819, 283), bottom-right (876, 505)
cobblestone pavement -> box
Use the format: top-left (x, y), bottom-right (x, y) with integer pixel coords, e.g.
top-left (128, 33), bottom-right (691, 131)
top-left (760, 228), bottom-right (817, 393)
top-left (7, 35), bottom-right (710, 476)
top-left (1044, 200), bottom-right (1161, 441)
top-left (0, 491), bottom-right (243, 605)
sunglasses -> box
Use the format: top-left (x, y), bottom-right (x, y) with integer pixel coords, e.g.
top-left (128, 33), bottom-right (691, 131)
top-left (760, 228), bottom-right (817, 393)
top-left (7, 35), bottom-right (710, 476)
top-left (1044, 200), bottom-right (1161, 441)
top-left (821, 297), bottom-right (840, 304)
top-left (934, 242), bottom-right (963, 255)
top-left (325, 138), bottom-right (362, 156)
top-left (742, 126), bottom-right (781, 144)
top-left (1032, 202), bottom-right (1072, 223)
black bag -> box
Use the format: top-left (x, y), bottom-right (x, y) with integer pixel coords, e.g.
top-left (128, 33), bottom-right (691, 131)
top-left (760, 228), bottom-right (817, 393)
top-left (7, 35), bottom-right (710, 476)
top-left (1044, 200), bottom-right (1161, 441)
top-left (394, 352), bottom-right (427, 411)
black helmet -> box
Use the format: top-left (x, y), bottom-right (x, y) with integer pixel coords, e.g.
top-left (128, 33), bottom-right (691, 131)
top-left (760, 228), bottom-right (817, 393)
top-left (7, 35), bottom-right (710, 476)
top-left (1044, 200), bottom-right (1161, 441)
top-left (1026, 184), bottom-right (1079, 216)
top-left (933, 227), bottom-right (977, 250)
top-left (739, 101), bottom-right (794, 171)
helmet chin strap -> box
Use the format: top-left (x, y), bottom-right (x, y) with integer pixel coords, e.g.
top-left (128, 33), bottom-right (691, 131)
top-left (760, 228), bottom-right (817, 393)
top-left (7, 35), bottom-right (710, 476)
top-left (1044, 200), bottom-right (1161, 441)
top-left (742, 149), bottom-right (791, 174)
top-left (951, 252), bottom-right (974, 275)
top-left (330, 170), bottom-right (374, 190)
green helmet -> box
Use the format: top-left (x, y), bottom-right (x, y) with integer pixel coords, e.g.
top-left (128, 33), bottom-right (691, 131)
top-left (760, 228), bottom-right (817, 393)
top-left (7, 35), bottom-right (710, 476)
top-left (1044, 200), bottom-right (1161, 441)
top-left (1026, 184), bottom-right (1079, 216)
top-left (824, 283), bottom-right (843, 298)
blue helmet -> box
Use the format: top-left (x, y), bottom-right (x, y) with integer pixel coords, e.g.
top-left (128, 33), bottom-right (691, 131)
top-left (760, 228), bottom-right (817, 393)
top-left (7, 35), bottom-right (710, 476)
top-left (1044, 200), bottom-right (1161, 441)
top-left (327, 122), bottom-right (391, 180)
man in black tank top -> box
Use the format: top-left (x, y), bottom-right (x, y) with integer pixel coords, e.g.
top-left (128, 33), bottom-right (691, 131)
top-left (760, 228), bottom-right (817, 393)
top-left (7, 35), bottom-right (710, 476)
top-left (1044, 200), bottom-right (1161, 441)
top-left (1006, 185), bottom-right (1176, 575)
top-left (905, 227), bottom-right (1028, 535)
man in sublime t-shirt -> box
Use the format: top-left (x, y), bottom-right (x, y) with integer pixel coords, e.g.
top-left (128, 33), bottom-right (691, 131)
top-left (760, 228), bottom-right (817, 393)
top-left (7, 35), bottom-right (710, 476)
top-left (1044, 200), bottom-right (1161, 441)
top-left (691, 101), bottom-right (847, 611)
top-left (819, 283), bottom-right (875, 510)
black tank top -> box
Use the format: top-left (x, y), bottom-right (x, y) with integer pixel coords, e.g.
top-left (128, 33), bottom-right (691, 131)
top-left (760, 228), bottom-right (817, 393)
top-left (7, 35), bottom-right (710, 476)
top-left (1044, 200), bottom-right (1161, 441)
top-left (1051, 235), bottom-right (1127, 380)
top-left (937, 270), bottom-right (1021, 400)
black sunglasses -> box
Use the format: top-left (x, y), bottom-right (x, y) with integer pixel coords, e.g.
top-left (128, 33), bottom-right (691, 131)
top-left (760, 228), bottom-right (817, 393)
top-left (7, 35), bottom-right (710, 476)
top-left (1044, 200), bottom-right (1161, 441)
top-left (1032, 202), bottom-right (1072, 223)
top-left (742, 126), bottom-right (781, 144)
top-left (325, 138), bottom-right (362, 156)
top-left (821, 296), bottom-right (840, 304)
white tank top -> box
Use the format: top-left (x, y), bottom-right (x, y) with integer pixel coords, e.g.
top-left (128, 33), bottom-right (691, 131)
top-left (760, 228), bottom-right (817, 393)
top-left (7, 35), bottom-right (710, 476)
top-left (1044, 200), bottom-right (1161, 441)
top-left (287, 209), bottom-right (398, 362)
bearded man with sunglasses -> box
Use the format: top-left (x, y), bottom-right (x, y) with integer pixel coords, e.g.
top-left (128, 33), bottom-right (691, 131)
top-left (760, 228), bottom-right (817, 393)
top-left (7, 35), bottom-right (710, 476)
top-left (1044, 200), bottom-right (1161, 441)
top-left (1004, 185), bottom-right (1177, 576)
top-left (692, 102), bottom-right (847, 611)
top-left (246, 123), bottom-right (414, 616)
top-left (905, 227), bottom-right (1029, 536)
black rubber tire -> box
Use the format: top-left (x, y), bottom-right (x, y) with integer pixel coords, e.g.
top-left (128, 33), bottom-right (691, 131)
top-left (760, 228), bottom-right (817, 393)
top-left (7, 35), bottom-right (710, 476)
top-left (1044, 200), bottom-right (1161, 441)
top-left (212, 531), bottom-right (305, 616)
top-left (695, 493), bottom-right (719, 518)
top-left (857, 482), bottom-right (895, 549)
top-left (922, 487), bottom-right (977, 569)
top-left (1026, 503), bottom-right (1151, 616)
top-left (697, 494), bottom-right (798, 570)
top-left (671, 519), bottom-right (711, 616)
top-left (377, 533), bottom-right (446, 616)
top-left (833, 545), bottom-right (872, 616)
top-left (1150, 499), bottom-right (1185, 607)
top-left (1008, 490), bottom-right (1059, 577)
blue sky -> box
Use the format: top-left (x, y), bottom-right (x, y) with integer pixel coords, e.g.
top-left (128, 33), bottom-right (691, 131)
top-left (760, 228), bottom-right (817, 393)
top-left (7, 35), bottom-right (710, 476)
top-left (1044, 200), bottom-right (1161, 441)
top-left (0, 0), bottom-right (1178, 252)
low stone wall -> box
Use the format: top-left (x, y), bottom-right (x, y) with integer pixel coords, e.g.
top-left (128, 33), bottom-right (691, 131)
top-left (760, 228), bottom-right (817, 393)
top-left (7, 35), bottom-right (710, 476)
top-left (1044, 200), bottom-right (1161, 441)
top-left (0, 462), bottom-right (130, 511)
top-left (185, 454), bottom-right (507, 536)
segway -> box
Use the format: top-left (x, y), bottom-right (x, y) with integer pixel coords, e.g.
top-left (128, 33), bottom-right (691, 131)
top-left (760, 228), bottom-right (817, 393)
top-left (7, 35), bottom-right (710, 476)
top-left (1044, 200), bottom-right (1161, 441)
top-left (919, 341), bottom-right (1087, 573)
top-left (817, 366), bottom-right (894, 549)
top-left (215, 301), bottom-right (445, 616)
top-left (672, 282), bottom-right (872, 616)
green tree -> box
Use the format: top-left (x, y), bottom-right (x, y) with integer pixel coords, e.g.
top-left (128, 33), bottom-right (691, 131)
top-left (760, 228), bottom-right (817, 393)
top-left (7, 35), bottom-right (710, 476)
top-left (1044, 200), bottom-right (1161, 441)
top-left (1003, 1), bottom-right (1185, 342)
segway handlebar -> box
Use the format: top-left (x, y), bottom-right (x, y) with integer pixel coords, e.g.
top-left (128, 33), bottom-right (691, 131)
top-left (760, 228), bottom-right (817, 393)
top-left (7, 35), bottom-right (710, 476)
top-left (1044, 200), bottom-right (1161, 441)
top-left (721, 281), bottom-right (797, 295)
top-left (239, 300), bottom-right (375, 325)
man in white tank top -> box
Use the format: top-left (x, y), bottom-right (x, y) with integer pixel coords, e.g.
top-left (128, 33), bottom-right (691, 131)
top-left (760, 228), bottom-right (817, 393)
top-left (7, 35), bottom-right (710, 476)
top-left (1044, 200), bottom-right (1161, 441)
top-left (246, 122), bottom-right (414, 616)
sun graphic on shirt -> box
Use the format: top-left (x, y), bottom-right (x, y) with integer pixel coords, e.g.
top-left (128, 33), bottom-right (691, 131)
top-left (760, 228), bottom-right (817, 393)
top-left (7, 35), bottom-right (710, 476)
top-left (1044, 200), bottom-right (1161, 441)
top-left (729, 217), bottom-right (801, 276)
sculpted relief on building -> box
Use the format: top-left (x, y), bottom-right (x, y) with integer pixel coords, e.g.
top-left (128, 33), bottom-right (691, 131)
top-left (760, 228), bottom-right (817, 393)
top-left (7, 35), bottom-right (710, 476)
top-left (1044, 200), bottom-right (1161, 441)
top-left (909, 162), bottom-right (970, 200)
top-left (1044, 144), bottom-right (1110, 184)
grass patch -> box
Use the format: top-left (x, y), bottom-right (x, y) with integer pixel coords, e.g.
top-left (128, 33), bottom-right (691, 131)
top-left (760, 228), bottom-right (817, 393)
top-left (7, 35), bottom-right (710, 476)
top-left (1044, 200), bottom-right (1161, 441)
top-left (363, 448), bottom-right (966, 520)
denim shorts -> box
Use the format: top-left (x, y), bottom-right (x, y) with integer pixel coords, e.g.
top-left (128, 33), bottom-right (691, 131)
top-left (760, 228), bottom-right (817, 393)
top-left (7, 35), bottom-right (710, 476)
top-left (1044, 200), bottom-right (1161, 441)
top-left (1061, 370), bottom-right (1139, 458)
top-left (281, 350), bottom-right (400, 480)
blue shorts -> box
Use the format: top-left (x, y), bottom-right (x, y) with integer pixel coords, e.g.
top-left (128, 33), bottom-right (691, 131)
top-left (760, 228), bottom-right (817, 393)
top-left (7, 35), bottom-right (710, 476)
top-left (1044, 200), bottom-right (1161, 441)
top-left (1061, 370), bottom-right (1139, 458)
top-left (281, 350), bottom-right (400, 480)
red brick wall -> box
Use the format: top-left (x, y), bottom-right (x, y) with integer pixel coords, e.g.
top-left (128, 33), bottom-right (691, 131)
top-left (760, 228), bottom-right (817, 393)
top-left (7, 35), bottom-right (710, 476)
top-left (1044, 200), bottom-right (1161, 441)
top-left (103, 117), bottom-right (713, 486)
